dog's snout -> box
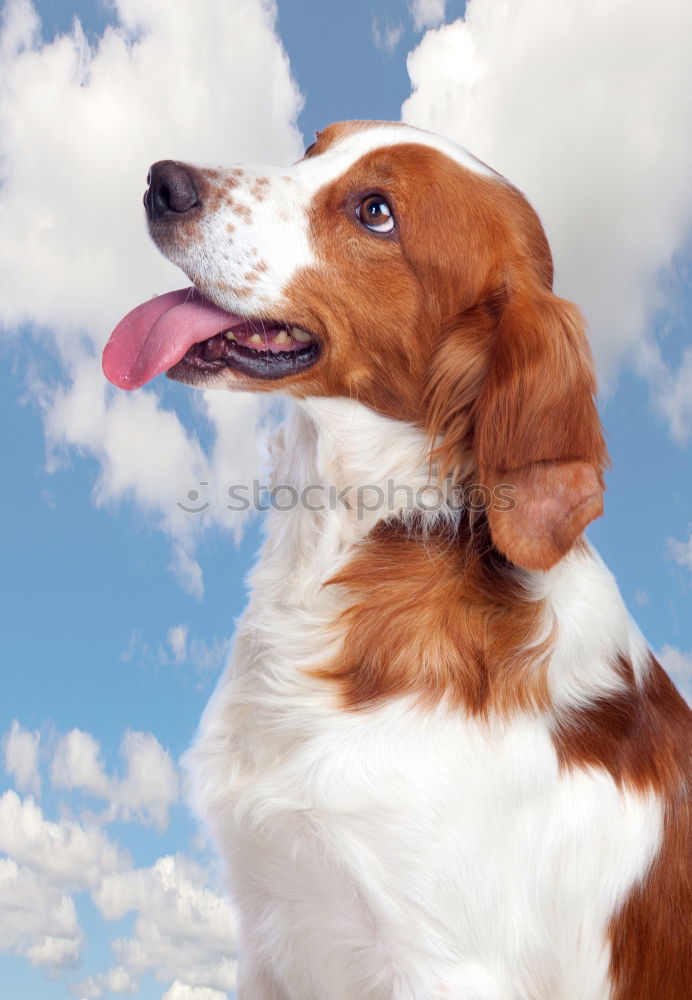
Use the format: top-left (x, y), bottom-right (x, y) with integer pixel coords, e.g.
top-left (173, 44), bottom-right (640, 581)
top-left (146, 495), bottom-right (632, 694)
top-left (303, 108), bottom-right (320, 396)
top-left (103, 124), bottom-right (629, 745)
top-left (144, 160), bottom-right (199, 221)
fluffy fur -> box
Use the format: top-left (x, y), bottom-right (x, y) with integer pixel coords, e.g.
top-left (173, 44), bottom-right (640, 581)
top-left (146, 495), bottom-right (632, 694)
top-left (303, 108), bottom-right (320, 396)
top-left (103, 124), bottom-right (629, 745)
top-left (141, 122), bottom-right (690, 998)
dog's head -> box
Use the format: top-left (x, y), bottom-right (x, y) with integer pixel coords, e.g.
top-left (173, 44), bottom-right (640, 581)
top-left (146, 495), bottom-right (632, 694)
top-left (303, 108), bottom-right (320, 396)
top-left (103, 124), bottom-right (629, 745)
top-left (103, 120), bottom-right (607, 570)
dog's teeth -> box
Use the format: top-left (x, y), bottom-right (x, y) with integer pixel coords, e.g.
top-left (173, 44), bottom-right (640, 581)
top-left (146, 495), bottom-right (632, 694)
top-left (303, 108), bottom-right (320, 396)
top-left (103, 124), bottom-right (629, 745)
top-left (273, 331), bottom-right (291, 345)
top-left (248, 333), bottom-right (264, 345)
top-left (224, 331), bottom-right (236, 341)
top-left (291, 327), bottom-right (312, 343)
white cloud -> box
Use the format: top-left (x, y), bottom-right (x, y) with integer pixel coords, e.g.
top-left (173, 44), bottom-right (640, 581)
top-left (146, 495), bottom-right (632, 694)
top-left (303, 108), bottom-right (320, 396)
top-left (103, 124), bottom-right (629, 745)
top-left (658, 644), bottom-right (692, 705)
top-left (634, 589), bottom-right (649, 608)
top-left (0, 0), bottom-right (302, 593)
top-left (0, 0), bottom-right (302, 342)
top-left (51, 728), bottom-right (110, 800)
top-left (101, 967), bottom-right (138, 994)
top-left (667, 529), bottom-right (692, 571)
top-left (52, 728), bottom-right (179, 831)
top-left (410, 0), bottom-right (447, 32)
top-left (72, 965), bottom-right (138, 998)
top-left (0, 856), bottom-right (83, 971)
top-left (0, 747), bottom-right (230, 995)
top-left (4, 720), bottom-right (41, 797)
top-left (167, 625), bottom-right (189, 664)
top-left (113, 731), bottom-right (180, 830)
top-left (36, 358), bottom-right (261, 599)
top-left (0, 788), bottom-right (131, 975)
top-left (92, 854), bottom-right (237, 993)
top-left (637, 340), bottom-right (692, 445)
top-left (0, 790), bottom-right (127, 889)
top-left (402, 0), bottom-right (692, 405)
top-left (372, 17), bottom-right (404, 53)
top-left (657, 349), bottom-right (692, 445)
top-left (162, 982), bottom-right (228, 1000)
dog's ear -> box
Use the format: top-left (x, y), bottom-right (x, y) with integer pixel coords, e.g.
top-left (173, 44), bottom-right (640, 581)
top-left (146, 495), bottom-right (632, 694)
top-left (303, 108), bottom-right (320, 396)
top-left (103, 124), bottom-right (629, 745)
top-left (474, 288), bottom-right (607, 570)
top-left (427, 287), bottom-right (608, 571)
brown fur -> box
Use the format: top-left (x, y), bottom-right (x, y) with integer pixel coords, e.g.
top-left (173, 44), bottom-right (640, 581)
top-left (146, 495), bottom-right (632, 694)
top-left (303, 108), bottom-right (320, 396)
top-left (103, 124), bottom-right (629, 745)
top-left (317, 515), bottom-right (552, 716)
top-left (553, 657), bottom-right (692, 998)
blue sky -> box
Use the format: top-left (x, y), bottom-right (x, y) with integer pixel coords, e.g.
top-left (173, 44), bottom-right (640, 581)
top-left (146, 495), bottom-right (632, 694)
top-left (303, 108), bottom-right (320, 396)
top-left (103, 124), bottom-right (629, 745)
top-left (0, 1), bottom-right (690, 998)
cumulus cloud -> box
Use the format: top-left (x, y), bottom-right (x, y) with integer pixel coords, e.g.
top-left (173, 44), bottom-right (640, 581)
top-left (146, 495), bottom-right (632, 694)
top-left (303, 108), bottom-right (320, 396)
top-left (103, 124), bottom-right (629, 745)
top-left (402, 0), bottom-right (692, 407)
top-left (51, 728), bottom-right (110, 800)
top-left (0, 0), bottom-right (303, 593)
top-left (0, 788), bottom-right (128, 974)
top-left (410, 0), bottom-right (447, 32)
top-left (0, 738), bottom-right (231, 996)
top-left (0, 790), bottom-right (127, 889)
top-left (3, 720), bottom-right (41, 797)
top-left (37, 357), bottom-right (212, 597)
top-left (658, 644), bottom-right (692, 704)
top-left (0, 857), bottom-right (83, 972)
top-left (52, 728), bottom-right (179, 831)
top-left (111, 732), bottom-right (180, 830)
top-left (0, 0), bottom-right (302, 341)
top-left (72, 965), bottom-right (137, 998)
top-left (92, 854), bottom-right (237, 994)
top-left (162, 983), bottom-right (228, 1000)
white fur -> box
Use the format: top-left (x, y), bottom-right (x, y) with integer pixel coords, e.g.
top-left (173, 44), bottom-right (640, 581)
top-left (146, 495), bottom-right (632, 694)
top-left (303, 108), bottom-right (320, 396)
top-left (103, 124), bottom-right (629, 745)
top-left (537, 545), bottom-right (654, 710)
top-left (188, 399), bottom-right (663, 1000)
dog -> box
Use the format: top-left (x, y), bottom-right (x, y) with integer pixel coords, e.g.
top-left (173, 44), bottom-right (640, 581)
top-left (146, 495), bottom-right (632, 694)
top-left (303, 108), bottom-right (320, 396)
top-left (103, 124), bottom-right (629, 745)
top-left (104, 121), bottom-right (690, 999)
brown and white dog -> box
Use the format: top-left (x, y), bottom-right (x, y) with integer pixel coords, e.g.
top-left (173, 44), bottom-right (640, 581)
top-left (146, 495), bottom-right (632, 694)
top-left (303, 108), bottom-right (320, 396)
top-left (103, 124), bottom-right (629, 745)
top-left (104, 121), bottom-right (691, 999)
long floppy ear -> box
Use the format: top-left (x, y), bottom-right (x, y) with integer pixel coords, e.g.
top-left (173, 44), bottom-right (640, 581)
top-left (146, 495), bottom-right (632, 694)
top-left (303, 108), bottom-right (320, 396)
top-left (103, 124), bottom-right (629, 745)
top-left (472, 286), bottom-right (608, 571)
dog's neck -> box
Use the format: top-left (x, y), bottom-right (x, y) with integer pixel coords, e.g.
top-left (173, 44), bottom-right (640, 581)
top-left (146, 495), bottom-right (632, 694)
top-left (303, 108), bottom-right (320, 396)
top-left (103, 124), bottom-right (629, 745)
top-left (272, 396), bottom-right (462, 521)
top-left (262, 396), bottom-right (459, 573)
top-left (275, 397), bottom-right (435, 496)
top-left (257, 397), bottom-right (438, 602)
top-left (257, 396), bottom-right (649, 715)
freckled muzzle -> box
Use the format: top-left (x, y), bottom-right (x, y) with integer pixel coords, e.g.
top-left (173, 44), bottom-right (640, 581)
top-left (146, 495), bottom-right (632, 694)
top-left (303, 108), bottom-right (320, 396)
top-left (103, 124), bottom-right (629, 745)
top-left (102, 163), bottom-right (321, 390)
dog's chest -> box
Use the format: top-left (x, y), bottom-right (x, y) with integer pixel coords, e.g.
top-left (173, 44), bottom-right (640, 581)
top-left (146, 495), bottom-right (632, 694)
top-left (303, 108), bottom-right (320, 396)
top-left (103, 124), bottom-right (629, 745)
top-left (195, 579), bottom-right (660, 1000)
top-left (189, 400), bottom-right (661, 998)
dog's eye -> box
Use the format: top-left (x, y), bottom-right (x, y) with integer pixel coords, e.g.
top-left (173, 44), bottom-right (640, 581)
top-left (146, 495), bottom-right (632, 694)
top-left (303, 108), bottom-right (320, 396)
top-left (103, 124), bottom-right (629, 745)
top-left (357, 196), bottom-right (395, 233)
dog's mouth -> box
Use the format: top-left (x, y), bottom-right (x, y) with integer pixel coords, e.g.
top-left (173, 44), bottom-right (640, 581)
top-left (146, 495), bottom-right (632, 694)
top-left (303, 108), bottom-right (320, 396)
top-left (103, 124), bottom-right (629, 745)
top-left (102, 287), bottom-right (320, 389)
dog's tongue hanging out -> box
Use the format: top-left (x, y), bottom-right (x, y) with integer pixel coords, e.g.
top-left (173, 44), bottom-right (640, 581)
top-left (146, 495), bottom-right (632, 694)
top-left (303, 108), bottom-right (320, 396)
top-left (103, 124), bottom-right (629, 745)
top-left (102, 288), bottom-right (246, 390)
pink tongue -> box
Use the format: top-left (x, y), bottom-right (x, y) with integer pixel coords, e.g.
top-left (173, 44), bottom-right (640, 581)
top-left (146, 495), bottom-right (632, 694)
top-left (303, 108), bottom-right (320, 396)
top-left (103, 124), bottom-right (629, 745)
top-left (102, 287), bottom-right (245, 389)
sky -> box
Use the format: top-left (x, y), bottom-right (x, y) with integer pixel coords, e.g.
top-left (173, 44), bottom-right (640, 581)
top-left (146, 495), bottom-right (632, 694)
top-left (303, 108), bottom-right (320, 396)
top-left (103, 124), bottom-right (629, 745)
top-left (0, 0), bottom-right (690, 997)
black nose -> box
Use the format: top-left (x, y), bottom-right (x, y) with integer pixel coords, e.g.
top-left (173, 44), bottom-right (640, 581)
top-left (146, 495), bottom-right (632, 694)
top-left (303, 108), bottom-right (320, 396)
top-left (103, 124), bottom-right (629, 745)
top-left (144, 160), bottom-right (199, 220)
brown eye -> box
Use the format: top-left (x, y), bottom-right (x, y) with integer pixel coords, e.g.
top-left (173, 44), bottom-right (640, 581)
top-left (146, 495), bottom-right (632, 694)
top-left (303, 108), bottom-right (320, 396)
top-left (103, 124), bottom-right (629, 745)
top-left (357, 195), bottom-right (394, 233)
